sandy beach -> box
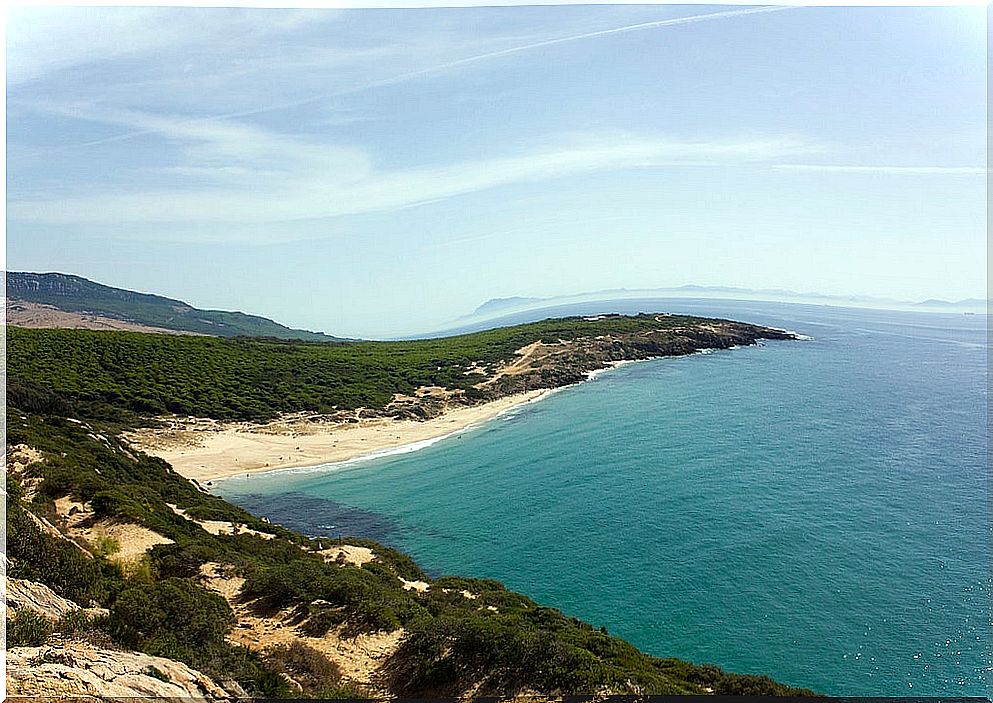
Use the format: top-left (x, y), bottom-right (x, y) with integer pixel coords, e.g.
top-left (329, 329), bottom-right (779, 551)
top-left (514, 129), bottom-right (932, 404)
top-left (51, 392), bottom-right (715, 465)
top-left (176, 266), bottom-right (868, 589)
top-left (126, 389), bottom-right (554, 483)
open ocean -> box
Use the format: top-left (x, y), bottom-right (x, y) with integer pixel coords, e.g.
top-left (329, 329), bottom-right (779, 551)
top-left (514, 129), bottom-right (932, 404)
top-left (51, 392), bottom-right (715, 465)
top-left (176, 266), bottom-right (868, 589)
top-left (216, 300), bottom-right (990, 696)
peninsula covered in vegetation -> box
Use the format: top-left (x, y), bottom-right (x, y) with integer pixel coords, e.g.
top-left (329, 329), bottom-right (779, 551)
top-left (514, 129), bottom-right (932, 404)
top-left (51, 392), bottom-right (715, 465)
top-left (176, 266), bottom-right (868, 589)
top-left (6, 310), bottom-right (811, 699)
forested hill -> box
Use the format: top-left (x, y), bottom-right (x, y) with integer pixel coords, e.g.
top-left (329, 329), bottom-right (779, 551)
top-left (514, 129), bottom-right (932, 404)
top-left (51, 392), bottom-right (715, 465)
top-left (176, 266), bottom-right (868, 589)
top-left (7, 313), bottom-right (795, 423)
top-left (6, 272), bottom-right (338, 341)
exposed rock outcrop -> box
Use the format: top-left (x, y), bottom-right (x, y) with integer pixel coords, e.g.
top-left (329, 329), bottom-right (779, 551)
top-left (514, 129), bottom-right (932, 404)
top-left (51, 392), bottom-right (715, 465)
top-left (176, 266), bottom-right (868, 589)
top-left (5, 578), bottom-right (103, 621)
top-left (6, 643), bottom-right (232, 700)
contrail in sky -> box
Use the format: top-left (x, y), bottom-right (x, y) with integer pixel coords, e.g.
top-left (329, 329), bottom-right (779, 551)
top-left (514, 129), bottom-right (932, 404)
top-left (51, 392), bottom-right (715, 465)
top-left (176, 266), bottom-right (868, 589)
top-left (24, 5), bottom-right (795, 155)
top-left (374, 5), bottom-right (794, 84)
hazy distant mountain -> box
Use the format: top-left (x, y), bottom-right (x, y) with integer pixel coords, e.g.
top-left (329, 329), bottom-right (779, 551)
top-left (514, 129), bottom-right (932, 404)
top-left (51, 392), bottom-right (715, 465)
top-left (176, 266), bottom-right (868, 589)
top-left (914, 298), bottom-right (989, 309)
top-left (466, 286), bottom-right (987, 321)
top-left (6, 272), bottom-right (340, 341)
top-left (470, 296), bottom-right (547, 317)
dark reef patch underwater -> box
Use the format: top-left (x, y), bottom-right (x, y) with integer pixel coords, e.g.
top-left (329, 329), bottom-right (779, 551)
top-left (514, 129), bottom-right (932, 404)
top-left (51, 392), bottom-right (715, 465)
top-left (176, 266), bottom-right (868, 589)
top-left (230, 491), bottom-right (405, 545)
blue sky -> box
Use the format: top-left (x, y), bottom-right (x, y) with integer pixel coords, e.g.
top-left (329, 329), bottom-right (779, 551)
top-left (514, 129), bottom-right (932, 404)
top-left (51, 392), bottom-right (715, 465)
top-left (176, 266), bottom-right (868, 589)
top-left (6, 4), bottom-right (987, 337)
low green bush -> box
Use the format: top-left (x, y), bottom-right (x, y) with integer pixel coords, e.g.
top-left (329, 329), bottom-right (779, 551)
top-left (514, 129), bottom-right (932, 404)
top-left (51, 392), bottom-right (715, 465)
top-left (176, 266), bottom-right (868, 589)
top-left (106, 577), bottom-right (233, 652)
top-left (264, 641), bottom-right (351, 697)
top-left (51, 610), bottom-right (114, 648)
top-left (188, 642), bottom-right (295, 698)
top-left (6, 498), bottom-right (116, 606)
top-left (7, 611), bottom-right (54, 647)
top-left (143, 665), bottom-right (170, 682)
top-left (301, 607), bottom-right (345, 637)
top-left (350, 598), bottom-right (401, 634)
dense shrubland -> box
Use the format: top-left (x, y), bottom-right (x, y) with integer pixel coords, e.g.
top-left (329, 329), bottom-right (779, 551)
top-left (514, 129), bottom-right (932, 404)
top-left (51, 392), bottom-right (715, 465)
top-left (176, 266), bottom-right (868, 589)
top-left (7, 314), bottom-right (783, 422)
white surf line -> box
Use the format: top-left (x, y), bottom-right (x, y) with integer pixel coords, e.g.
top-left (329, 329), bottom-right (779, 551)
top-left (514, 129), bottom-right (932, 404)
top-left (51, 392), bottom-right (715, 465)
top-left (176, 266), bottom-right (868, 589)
top-left (767, 326), bottom-right (815, 341)
top-left (585, 358), bottom-right (651, 380)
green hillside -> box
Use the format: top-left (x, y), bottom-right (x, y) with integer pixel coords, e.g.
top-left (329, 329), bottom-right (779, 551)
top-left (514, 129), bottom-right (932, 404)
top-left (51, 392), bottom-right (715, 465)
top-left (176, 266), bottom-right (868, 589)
top-left (7, 272), bottom-right (337, 341)
top-left (7, 314), bottom-right (792, 422)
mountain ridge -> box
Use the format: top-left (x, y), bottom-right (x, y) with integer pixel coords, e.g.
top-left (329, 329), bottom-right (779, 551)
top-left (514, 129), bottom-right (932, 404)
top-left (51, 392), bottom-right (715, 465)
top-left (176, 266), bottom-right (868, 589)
top-left (465, 286), bottom-right (989, 321)
top-left (6, 271), bottom-right (340, 341)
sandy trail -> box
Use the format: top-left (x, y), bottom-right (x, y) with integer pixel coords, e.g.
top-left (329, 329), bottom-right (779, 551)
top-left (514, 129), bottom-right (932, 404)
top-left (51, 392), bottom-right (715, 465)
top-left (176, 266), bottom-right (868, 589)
top-left (127, 389), bottom-right (551, 483)
top-left (198, 562), bottom-right (402, 692)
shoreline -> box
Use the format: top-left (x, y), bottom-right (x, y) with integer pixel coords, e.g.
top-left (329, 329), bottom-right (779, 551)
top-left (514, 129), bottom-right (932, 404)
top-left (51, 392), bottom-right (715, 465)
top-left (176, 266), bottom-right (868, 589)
top-left (210, 365), bottom-right (630, 485)
top-left (128, 346), bottom-right (768, 485)
top-left (127, 387), bottom-right (560, 484)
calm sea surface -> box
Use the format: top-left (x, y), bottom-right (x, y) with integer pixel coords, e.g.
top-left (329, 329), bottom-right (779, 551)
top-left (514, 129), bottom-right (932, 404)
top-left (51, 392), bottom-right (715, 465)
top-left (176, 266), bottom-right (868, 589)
top-left (217, 300), bottom-right (990, 696)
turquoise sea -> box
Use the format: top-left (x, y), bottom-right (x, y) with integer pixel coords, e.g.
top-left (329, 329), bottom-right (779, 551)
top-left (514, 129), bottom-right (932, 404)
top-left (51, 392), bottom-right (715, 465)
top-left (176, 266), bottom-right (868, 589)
top-left (216, 300), bottom-right (990, 696)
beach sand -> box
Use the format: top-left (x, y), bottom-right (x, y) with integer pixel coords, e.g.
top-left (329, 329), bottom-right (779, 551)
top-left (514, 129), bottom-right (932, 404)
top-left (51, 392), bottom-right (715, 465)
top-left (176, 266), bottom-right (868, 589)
top-left (126, 389), bottom-right (552, 483)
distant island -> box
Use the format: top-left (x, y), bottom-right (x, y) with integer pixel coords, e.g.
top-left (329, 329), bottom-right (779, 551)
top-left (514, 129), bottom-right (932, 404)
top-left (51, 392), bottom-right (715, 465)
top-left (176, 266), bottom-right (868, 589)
top-left (6, 285), bottom-right (813, 699)
top-left (6, 271), bottom-right (339, 341)
top-left (913, 297), bottom-right (989, 309)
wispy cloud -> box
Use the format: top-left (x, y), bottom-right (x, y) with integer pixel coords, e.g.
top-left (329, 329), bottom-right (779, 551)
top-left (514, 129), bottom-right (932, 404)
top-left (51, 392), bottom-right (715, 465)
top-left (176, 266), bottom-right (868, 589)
top-left (11, 5), bottom-right (798, 157)
top-left (5, 7), bottom-right (334, 85)
top-left (6, 4), bottom-right (817, 243)
top-left (29, 102), bottom-right (372, 175)
top-left (775, 164), bottom-right (987, 175)
top-left (7, 105), bottom-right (822, 237)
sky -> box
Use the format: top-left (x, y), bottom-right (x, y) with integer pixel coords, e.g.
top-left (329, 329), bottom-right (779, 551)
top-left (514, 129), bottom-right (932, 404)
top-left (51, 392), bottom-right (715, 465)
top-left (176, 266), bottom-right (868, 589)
top-left (6, 3), bottom-right (987, 338)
